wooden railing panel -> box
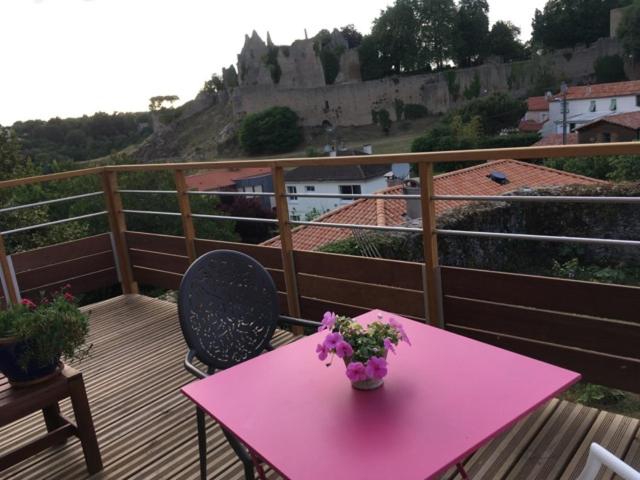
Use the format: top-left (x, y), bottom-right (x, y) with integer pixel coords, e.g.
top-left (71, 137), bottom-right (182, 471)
top-left (125, 231), bottom-right (187, 257)
top-left (132, 266), bottom-right (182, 291)
top-left (293, 251), bottom-right (422, 290)
top-left (297, 274), bottom-right (424, 319)
top-left (16, 251), bottom-right (116, 292)
top-left (299, 297), bottom-right (369, 323)
top-left (21, 268), bottom-right (118, 299)
top-left (449, 326), bottom-right (640, 393)
top-left (129, 250), bottom-right (190, 276)
top-left (444, 297), bottom-right (640, 359)
top-left (11, 234), bottom-right (112, 273)
top-left (195, 239), bottom-right (283, 270)
top-left (442, 267), bottom-right (640, 324)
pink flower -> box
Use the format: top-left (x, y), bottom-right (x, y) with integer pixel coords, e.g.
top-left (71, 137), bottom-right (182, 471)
top-left (316, 343), bottom-right (329, 361)
top-left (323, 332), bottom-right (343, 350)
top-left (21, 298), bottom-right (36, 310)
top-left (318, 311), bottom-right (337, 331)
top-left (345, 362), bottom-right (368, 382)
top-left (389, 317), bottom-right (411, 346)
top-left (64, 292), bottom-right (75, 303)
top-left (334, 340), bottom-right (353, 359)
top-left (365, 356), bottom-right (388, 380)
top-left (383, 338), bottom-right (396, 354)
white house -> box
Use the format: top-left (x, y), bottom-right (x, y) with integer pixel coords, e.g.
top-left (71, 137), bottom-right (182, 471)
top-left (519, 96), bottom-right (550, 134)
top-left (284, 163), bottom-right (400, 220)
top-left (544, 80), bottom-right (640, 136)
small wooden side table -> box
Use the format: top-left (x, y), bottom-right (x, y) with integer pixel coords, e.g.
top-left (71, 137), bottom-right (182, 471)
top-left (0, 365), bottom-right (103, 475)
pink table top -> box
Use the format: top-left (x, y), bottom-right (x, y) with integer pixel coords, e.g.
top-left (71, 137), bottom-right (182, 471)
top-left (182, 310), bottom-right (580, 480)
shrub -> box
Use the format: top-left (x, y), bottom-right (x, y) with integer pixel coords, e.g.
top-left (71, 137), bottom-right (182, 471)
top-left (478, 133), bottom-right (540, 149)
top-left (594, 55), bottom-right (628, 83)
top-left (376, 109), bottom-right (392, 134)
top-left (394, 99), bottom-right (405, 121)
top-left (404, 104), bottom-right (429, 120)
top-left (239, 107), bottom-right (302, 155)
top-left (463, 73), bottom-right (481, 100)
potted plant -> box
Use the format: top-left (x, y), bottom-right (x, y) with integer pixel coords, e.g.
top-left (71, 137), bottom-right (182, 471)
top-left (0, 287), bottom-right (90, 387)
top-left (315, 312), bottom-right (411, 390)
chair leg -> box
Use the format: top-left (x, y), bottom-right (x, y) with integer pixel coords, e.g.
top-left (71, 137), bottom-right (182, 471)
top-left (223, 428), bottom-right (255, 480)
top-left (196, 407), bottom-right (207, 480)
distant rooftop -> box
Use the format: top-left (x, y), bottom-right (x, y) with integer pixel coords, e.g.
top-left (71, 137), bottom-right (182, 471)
top-left (577, 111), bottom-right (640, 131)
top-left (533, 133), bottom-right (579, 146)
top-left (186, 167), bottom-right (271, 191)
top-left (527, 96), bottom-right (550, 112)
top-left (551, 80), bottom-right (640, 101)
top-left (285, 164), bottom-right (390, 182)
top-left (264, 159), bottom-right (604, 251)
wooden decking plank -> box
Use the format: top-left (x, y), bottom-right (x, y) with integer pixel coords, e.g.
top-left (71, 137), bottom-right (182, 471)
top-left (506, 400), bottom-right (599, 480)
top-left (560, 410), bottom-right (639, 480)
top-left (620, 425), bottom-right (640, 477)
top-left (449, 398), bottom-right (561, 479)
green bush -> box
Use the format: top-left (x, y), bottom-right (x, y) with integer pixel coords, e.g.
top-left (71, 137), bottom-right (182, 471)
top-left (594, 55), bottom-right (628, 83)
top-left (478, 133), bottom-right (540, 149)
top-left (404, 104), bottom-right (429, 120)
top-left (239, 107), bottom-right (302, 155)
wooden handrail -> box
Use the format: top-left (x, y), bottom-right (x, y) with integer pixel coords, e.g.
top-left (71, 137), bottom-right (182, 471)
top-left (0, 234), bottom-right (19, 304)
top-left (419, 163), bottom-right (441, 326)
top-left (0, 142), bottom-right (639, 192)
top-left (174, 171), bottom-right (197, 263)
top-left (101, 171), bottom-right (138, 294)
top-left (272, 166), bottom-right (302, 330)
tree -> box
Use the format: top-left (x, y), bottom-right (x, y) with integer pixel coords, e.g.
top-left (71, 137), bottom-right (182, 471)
top-left (488, 21), bottom-right (527, 61)
top-left (358, 35), bottom-right (387, 80)
top-left (594, 55), bottom-right (628, 82)
top-left (148, 95), bottom-right (180, 112)
top-left (370, 0), bottom-right (422, 74)
top-left (453, 0), bottom-right (490, 67)
top-left (239, 107), bottom-right (302, 155)
top-left (340, 24), bottom-right (363, 48)
top-left (531, 0), bottom-right (630, 50)
top-left (618, 1), bottom-right (640, 61)
top-left (416, 0), bottom-right (457, 69)
top-left (202, 74), bottom-right (224, 94)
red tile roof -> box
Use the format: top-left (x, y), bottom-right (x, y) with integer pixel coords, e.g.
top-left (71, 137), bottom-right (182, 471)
top-left (577, 111), bottom-right (640, 131)
top-left (533, 133), bottom-right (578, 146)
top-left (263, 159), bottom-right (605, 251)
top-left (556, 80), bottom-right (640, 101)
top-left (519, 120), bottom-right (545, 133)
top-left (186, 168), bottom-right (271, 191)
top-left (527, 96), bottom-right (550, 111)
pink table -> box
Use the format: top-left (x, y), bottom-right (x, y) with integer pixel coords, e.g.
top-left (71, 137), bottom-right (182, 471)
top-left (182, 310), bottom-right (580, 480)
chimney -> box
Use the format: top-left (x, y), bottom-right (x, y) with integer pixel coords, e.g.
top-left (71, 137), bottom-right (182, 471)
top-left (403, 179), bottom-right (421, 220)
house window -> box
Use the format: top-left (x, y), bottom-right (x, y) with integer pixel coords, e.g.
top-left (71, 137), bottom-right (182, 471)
top-left (290, 215), bottom-right (301, 221)
top-left (287, 186), bottom-right (298, 201)
top-left (305, 186), bottom-right (315, 192)
top-left (569, 123), bottom-right (576, 132)
top-left (610, 99), bottom-right (617, 111)
top-left (589, 100), bottom-right (596, 112)
top-left (636, 95), bottom-right (640, 107)
top-left (339, 184), bottom-right (362, 200)
top-left (601, 132), bottom-right (611, 143)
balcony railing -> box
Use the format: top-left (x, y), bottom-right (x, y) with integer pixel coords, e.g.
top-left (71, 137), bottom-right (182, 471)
top-left (0, 143), bottom-right (639, 393)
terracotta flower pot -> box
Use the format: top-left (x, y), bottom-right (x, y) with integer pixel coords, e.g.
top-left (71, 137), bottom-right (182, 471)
top-left (343, 353), bottom-right (387, 391)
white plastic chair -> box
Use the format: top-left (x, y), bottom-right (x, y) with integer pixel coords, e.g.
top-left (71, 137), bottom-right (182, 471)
top-left (576, 443), bottom-right (640, 480)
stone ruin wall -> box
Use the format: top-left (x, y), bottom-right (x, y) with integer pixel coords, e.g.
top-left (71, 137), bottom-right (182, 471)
top-left (229, 37), bottom-right (625, 127)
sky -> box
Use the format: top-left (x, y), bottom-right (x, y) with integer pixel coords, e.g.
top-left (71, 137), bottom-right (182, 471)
top-left (0, 0), bottom-right (547, 126)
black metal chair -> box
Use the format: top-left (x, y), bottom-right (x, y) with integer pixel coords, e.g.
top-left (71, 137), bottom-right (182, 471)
top-left (178, 250), bottom-right (319, 480)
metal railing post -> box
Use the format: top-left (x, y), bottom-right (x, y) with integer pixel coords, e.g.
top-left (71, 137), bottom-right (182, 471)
top-left (272, 166), bottom-right (302, 330)
top-left (419, 162), bottom-right (444, 327)
top-left (101, 171), bottom-right (139, 294)
top-left (174, 170), bottom-right (197, 263)
top-left (0, 234), bottom-right (19, 305)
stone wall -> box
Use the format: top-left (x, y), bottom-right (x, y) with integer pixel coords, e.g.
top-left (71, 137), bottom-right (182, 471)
top-left (231, 37), bottom-right (625, 127)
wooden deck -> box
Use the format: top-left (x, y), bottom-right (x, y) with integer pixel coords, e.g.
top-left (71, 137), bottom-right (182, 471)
top-left (0, 295), bottom-right (638, 480)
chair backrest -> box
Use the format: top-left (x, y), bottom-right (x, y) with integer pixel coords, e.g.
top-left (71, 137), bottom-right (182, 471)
top-left (576, 443), bottom-right (640, 480)
top-left (178, 250), bottom-right (279, 371)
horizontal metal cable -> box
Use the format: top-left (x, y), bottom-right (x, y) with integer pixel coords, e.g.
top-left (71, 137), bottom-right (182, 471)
top-left (2, 211), bottom-right (107, 235)
top-left (432, 195), bottom-right (640, 204)
top-left (118, 190), bottom-right (177, 194)
top-left (191, 213), bottom-right (278, 224)
top-left (436, 229), bottom-right (640, 247)
top-left (0, 191), bottom-right (103, 215)
top-left (289, 220), bottom-right (422, 233)
top-left (287, 192), bottom-right (420, 200)
top-left (122, 209), bottom-right (278, 224)
top-left (187, 190), bottom-right (274, 197)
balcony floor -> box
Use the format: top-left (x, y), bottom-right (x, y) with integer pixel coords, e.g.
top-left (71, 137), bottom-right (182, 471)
top-left (0, 295), bottom-right (638, 480)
